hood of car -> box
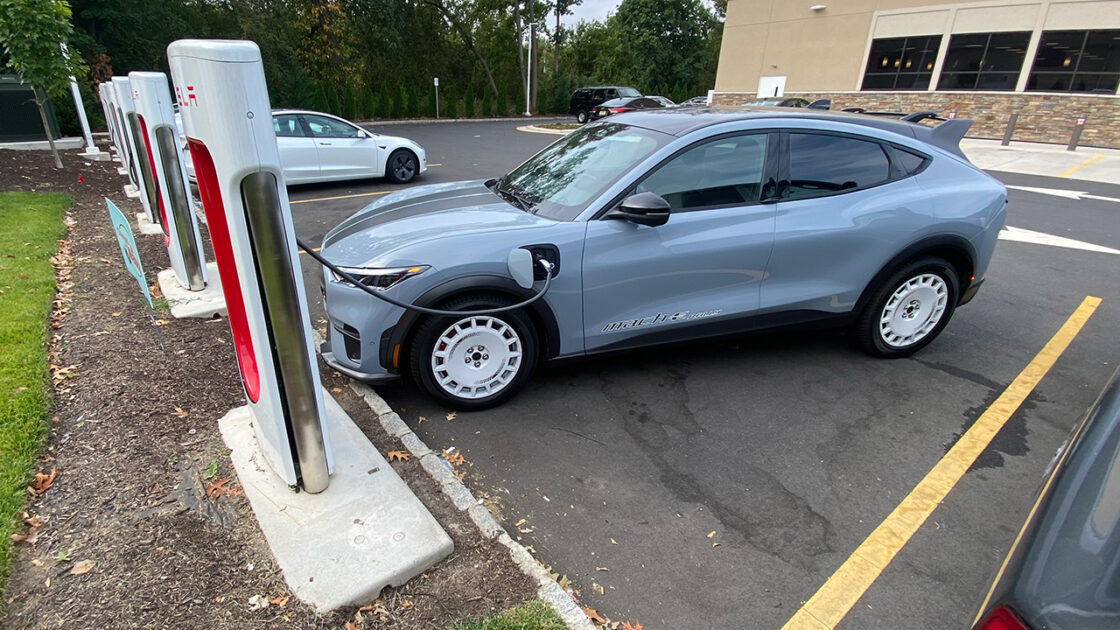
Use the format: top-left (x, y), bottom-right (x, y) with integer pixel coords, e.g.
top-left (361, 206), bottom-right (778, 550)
top-left (321, 179), bottom-right (557, 267)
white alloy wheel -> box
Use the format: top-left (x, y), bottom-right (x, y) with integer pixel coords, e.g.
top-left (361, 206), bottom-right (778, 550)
top-left (430, 316), bottom-right (523, 399)
top-left (878, 273), bottom-right (948, 348)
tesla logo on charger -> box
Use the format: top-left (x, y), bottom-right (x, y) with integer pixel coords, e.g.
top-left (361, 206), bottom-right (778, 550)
top-left (176, 85), bottom-right (198, 108)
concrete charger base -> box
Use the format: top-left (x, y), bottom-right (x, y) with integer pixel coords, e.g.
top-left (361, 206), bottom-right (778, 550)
top-left (156, 262), bottom-right (226, 319)
top-left (124, 184), bottom-right (140, 198)
top-left (80, 149), bottom-right (112, 161)
top-left (135, 212), bottom-right (163, 236)
top-left (218, 393), bottom-right (453, 613)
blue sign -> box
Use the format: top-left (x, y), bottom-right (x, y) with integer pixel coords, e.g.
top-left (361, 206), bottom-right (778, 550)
top-left (105, 197), bottom-right (152, 308)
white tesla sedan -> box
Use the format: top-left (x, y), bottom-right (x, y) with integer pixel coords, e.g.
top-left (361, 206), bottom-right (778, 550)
top-left (183, 109), bottom-right (426, 185)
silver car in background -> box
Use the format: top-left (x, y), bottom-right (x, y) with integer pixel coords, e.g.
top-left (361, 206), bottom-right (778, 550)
top-left (320, 108), bottom-right (1006, 409)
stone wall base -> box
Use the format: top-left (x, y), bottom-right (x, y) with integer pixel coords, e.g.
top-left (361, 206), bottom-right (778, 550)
top-left (711, 91), bottom-right (1120, 149)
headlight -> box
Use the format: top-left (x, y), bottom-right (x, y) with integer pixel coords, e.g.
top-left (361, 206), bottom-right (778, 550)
top-left (330, 265), bottom-right (429, 290)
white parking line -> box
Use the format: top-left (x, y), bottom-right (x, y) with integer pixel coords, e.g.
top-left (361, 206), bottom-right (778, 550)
top-left (999, 226), bottom-right (1120, 255)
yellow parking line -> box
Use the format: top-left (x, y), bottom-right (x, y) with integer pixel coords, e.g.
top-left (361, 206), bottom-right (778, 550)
top-left (290, 190), bottom-right (395, 205)
top-left (427, 163), bottom-right (442, 166)
top-left (297, 247), bottom-right (321, 255)
top-left (782, 295), bottom-right (1102, 630)
top-left (1058, 154), bottom-right (1104, 178)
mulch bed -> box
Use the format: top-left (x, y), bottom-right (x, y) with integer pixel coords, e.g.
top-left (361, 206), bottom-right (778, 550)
top-left (0, 143), bottom-right (537, 629)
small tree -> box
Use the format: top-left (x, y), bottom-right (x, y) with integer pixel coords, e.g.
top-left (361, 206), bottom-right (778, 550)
top-left (464, 85), bottom-right (475, 118)
top-left (0, 0), bottom-right (86, 169)
top-left (342, 82), bottom-right (357, 119)
top-left (377, 87), bottom-right (391, 119)
top-left (407, 85), bottom-right (419, 118)
top-left (481, 86), bottom-right (493, 117)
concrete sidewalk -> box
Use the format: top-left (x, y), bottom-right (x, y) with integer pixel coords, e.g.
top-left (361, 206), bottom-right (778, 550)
top-left (962, 138), bottom-right (1120, 185)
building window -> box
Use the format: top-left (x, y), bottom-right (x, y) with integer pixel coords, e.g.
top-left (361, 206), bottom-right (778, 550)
top-left (937, 32), bottom-right (1031, 90)
top-left (1027, 30), bottom-right (1120, 93)
top-left (861, 36), bottom-right (941, 90)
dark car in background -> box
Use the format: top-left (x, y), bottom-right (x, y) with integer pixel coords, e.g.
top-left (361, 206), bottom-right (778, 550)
top-left (569, 86), bottom-right (641, 123)
top-left (590, 96), bottom-right (665, 120)
top-left (744, 97), bottom-right (811, 107)
top-left (972, 367), bottom-right (1120, 630)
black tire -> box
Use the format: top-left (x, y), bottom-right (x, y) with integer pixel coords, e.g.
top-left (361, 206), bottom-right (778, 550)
top-left (386, 149), bottom-right (419, 184)
top-left (855, 257), bottom-right (959, 358)
top-left (409, 294), bottom-right (539, 410)
top-left (576, 110), bottom-right (589, 124)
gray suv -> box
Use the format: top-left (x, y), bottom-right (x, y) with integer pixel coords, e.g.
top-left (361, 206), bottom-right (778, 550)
top-left (320, 108), bottom-right (1006, 409)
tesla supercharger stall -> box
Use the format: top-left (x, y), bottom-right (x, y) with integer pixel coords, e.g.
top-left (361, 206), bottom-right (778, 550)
top-left (111, 77), bottom-right (149, 208)
top-left (168, 39), bottom-right (331, 493)
top-left (129, 71), bottom-right (208, 292)
top-left (98, 83), bottom-right (119, 157)
top-left (102, 82), bottom-right (127, 166)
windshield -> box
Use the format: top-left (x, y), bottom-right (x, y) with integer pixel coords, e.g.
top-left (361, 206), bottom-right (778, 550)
top-left (499, 122), bottom-right (672, 221)
top-left (618, 87), bottom-right (641, 97)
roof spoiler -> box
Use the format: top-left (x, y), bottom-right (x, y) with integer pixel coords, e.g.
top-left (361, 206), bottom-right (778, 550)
top-left (927, 118), bottom-right (972, 159)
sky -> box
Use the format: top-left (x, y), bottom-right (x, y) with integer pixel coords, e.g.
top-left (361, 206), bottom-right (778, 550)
top-left (562, 0), bottom-right (622, 27)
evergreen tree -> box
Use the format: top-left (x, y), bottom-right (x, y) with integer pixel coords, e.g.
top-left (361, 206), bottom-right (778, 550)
top-left (394, 84), bottom-right (406, 118)
top-left (325, 83), bottom-right (341, 116)
top-left (464, 85), bottom-right (475, 118)
top-left (343, 82), bottom-right (357, 119)
top-left (428, 86), bottom-right (437, 118)
top-left (407, 85), bottom-right (419, 118)
top-left (377, 87), bottom-right (391, 119)
top-left (445, 86), bottom-right (459, 118)
top-left (481, 87), bottom-right (493, 117)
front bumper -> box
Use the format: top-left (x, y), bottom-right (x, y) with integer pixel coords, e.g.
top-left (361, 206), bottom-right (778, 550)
top-left (320, 264), bottom-right (407, 383)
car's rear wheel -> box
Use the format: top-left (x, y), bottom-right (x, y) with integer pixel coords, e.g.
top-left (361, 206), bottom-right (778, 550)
top-left (856, 257), bottom-right (959, 358)
top-left (409, 294), bottom-right (538, 410)
top-left (576, 110), bottom-right (589, 124)
top-left (386, 149), bottom-right (418, 184)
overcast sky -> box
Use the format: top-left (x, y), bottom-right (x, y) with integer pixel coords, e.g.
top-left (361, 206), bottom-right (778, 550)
top-left (562, 0), bottom-right (622, 26)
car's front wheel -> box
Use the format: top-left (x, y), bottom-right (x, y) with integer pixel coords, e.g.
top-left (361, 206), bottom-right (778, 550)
top-left (576, 110), bottom-right (589, 124)
top-left (856, 257), bottom-right (959, 358)
top-left (409, 294), bottom-right (538, 410)
top-left (386, 149), bottom-right (419, 184)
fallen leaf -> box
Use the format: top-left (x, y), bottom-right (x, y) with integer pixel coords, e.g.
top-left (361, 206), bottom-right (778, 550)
top-left (400, 599), bottom-right (413, 608)
top-left (173, 407), bottom-right (189, 418)
top-left (205, 478), bottom-right (231, 498)
top-left (418, 416), bottom-right (427, 423)
top-left (344, 623), bottom-right (358, 630)
top-left (445, 411), bottom-right (457, 421)
top-left (595, 566), bottom-right (609, 571)
top-left (331, 387), bottom-right (342, 393)
top-left (30, 468), bottom-right (57, 495)
top-left (609, 537), bottom-right (618, 545)
top-left (707, 531), bottom-right (716, 538)
top-left (269, 596), bottom-right (289, 607)
top-left (622, 622), bottom-right (643, 630)
top-left (441, 449), bottom-right (465, 466)
top-left (712, 542), bottom-right (721, 548)
top-left (387, 450), bottom-right (410, 462)
top-left (582, 606), bottom-right (606, 623)
top-left (111, 312), bottom-right (121, 317)
top-left (69, 560), bottom-right (94, 575)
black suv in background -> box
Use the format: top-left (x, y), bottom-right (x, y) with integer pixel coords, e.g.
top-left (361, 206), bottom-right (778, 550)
top-left (569, 86), bottom-right (641, 123)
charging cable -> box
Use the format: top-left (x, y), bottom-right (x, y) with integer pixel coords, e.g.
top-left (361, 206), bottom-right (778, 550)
top-left (296, 237), bottom-right (554, 317)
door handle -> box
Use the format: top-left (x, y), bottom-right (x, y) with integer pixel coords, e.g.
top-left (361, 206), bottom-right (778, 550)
top-left (319, 142), bottom-right (332, 146)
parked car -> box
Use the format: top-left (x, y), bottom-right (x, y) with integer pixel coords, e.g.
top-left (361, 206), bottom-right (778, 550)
top-left (647, 95), bottom-right (676, 107)
top-left (569, 86), bottom-right (641, 124)
top-left (590, 96), bottom-right (666, 120)
top-left (678, 96), bottom-right (710, 107)
top-left (319, 108), bottom-right (1004, 409)
top-left (972, 367), bottom-right (1120, 630)
top-left (743, 97), bottom-right (812, 107)
top-left (184, 109), bottom-right (426, 185)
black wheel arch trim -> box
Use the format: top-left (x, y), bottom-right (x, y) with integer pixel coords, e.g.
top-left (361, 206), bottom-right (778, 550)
top-left (379, 274), bottom-right (562, 372)
top-left (854, 234), bottom-right (977, 316)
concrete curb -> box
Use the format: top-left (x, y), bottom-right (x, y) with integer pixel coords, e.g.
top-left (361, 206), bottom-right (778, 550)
top-left (517, 124), bottom-right (575, 136)
top-left (347, 379), bottom-right (595, 630)
top-left (357, 116), bottom-right (568, 127)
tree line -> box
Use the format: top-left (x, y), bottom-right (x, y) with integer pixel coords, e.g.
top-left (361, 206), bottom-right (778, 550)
top-left (38, 0), bottom-right (724, 132)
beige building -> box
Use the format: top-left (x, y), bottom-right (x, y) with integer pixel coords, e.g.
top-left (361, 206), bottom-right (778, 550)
top-left (713, 0), bottom-right (1120, 147)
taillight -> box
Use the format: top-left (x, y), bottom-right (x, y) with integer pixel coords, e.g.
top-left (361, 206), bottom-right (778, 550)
top-left (186, 138), bottom-right (261, 403)
top-left (609, 107), bottom-right (628, 113)
top-left (975, 606), bottom-right (1029, 630)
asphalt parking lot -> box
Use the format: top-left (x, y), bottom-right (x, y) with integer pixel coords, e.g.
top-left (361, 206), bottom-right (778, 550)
top-left (289, 120), bottom-right (1120, 629)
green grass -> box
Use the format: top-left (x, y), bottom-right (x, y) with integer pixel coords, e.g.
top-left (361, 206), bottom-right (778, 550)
top-left (0, 191), bottom-right (69, 594)
top-left (450, 601), bottom-right (566, 630)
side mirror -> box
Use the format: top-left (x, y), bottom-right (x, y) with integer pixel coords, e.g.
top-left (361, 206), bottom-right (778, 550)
top-left (606, 192), bottom-right (671, 227)
top-left (357, 129), bottom-right (371, 139)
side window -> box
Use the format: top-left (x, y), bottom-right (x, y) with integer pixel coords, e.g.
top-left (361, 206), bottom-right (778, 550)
top-left (302, 114), bottom-right (362, 139)
top-left (786, 133), bottom-right (890, 200)
top-left (894, 148), bottom-right (927, 175)
top-left (636, 134), bottom-right (768, 211)
top-left (593, 89), bottom-right (608, 101)
top-left (273, 114), bottom-right (305, 138)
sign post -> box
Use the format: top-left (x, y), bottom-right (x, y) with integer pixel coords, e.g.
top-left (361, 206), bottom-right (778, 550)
top-left (129, 71), bottom-right (208, 292)
top-left (168, 39), bottom-right (331, 493)
top-left (434, 77), bottom-right (439, 119)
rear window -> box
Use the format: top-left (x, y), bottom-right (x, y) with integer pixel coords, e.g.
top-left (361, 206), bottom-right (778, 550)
top-left (787, 133), bottom-right (891, 200)
top-left (618, 87), bottom-right (641, 97)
